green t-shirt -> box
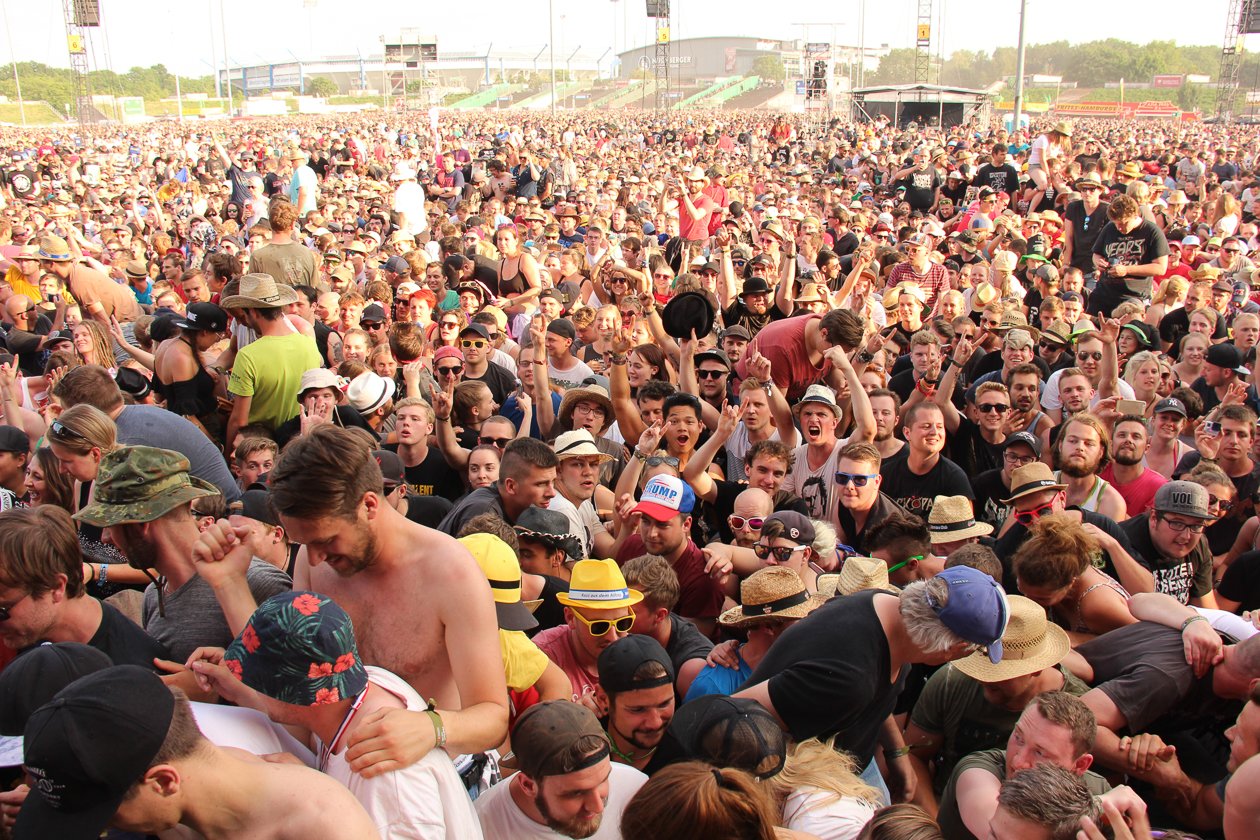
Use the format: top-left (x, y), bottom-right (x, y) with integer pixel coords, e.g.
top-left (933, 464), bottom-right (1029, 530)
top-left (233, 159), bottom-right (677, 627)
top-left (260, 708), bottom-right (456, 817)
top-left (910, 663), bottom-right (1089, 793)
top-left (228, 331), bottom-right (323, 430)
top-left (937, 748), bottom-right (1111, 840)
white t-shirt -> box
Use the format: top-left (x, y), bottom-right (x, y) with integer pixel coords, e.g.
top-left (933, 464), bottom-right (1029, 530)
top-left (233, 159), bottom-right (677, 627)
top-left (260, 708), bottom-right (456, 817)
top-left (190, 702), bottom-right (316, 767)
top-left (548, 492), bottom-right (609, 558)
top-left (781, 441), bottom-right (842, 526)
top-left (782, 788), bottom-right (878, 840)
top-left (1040, 367), bottom-right (1134, 411)
top-left (323, 667), bottom-right (483, 840)
top-left (724, 424), bottom-right (781, 482)
top-left (475, 761), bottom-right (646, 840)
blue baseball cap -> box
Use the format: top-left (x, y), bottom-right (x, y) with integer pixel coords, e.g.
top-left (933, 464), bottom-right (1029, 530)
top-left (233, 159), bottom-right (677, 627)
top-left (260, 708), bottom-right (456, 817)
top-left (928, 566), bottom-right (1009, 663)
top-left (632, 475), bottom-right (696, 521)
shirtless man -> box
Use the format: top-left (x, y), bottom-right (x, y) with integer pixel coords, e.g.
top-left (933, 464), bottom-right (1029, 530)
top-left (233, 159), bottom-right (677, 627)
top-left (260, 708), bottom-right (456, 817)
top-left (15, 665), bottom-right (378, 840)
top-left (193, 425), bottom-right (508, 776)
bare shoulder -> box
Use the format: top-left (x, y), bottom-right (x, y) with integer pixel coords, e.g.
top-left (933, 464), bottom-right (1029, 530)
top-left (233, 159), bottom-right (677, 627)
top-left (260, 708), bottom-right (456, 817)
top-left (265, 763), bottom-right (381, 839)
top-left (403, 521), bottom-right (486, 585)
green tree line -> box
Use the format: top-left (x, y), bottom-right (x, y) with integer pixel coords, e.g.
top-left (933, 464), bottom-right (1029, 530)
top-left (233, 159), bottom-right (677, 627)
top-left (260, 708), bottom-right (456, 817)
top-left (868, 40), bottom-right (1260, 90)
top-left (0, 62), bottom-right (218, 106)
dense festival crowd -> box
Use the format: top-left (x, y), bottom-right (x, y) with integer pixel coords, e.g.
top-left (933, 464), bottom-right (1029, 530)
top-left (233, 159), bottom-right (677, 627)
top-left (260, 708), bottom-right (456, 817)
top-left (2, 108), bottom-right (1260, 839)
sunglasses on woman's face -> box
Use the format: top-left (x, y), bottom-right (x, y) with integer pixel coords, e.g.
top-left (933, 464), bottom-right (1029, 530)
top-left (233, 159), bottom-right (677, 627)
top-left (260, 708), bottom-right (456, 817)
top-left (753, 543), bottom-right (808, 563)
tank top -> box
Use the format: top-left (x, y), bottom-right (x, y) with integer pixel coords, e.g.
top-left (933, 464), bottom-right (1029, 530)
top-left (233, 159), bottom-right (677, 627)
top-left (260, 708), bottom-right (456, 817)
top-left (498, 256), bottom-right (527, 296)
top-left (1054, 471), bottom-right (1111, 513)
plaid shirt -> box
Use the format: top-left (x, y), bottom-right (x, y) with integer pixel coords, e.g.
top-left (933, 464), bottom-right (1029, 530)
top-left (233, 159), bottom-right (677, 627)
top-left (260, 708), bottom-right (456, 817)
top-left (888, 261), bottom-right (950, 310)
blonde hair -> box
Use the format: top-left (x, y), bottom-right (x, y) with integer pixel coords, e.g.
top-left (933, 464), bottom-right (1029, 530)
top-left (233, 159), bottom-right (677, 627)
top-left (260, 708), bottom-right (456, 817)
top-left (769, 737), bottom-right (881, 817)
top-left (50, 403), bottom-right (116, 455)
top-left (1153, 276), bottom-right (1188, 307)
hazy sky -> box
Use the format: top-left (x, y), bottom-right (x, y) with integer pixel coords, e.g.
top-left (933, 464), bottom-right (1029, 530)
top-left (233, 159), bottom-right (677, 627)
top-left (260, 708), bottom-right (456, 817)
top-left (4, 0), bottom-right (1242, 77)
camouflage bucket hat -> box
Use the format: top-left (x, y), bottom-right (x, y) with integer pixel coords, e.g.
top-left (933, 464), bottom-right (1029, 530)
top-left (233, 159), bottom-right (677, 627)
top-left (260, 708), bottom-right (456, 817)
top-left (73, 446), bottom-right (217, 528)
top-left (223, 591), bottom-right (368, 707)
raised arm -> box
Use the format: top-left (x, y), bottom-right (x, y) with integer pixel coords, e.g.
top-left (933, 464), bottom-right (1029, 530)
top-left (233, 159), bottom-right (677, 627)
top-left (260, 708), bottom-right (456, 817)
top-left (608, 327), bottom-right (646, 445)
top-left (935, 338), bottom-right (976, 433)
top-left (528, 319), bottom-right (557, 438)
top-left (431, 381), bottom-right (472, 471)
top-left (826, 346), bottom-right (875, 443)
top-left (715, 228), bottom-right (738, 310)
top-left (744, 350), bottom-right (798, 448)
top-left (682, 403), bottom-right (740, 503)
top-left (1097, 317), bottom-right (1120, 400)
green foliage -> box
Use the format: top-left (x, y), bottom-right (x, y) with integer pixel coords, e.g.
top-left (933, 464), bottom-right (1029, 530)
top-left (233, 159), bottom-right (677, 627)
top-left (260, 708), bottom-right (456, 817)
top-left (752, 54), bottom-right (786, 82)
top-left (307, 76), bottom-right (338, 97)
top-left (873, 40), bottom-right (1260, 91)
top-left (0, 62), bottom-right (216, 107)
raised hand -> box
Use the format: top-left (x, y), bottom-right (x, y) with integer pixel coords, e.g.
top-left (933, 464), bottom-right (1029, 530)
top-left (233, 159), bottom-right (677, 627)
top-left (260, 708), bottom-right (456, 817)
top-left (716, 401), bottom-right (741, 438)
top-left (636, 420), bottom-right (665, 456)
top-left (1099, 317), bottom-right (1121, 346)
top-left (745, 349), bottom-right (772, 383)
top-left (429, 382), bottom-right (453, 421)
top-left (192, 519), bottom-right (260, 591)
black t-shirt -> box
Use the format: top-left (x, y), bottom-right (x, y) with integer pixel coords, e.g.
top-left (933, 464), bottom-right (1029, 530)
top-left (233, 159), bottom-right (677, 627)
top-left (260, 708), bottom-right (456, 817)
top-left (1063, 199), bottom-right (1110, 273)
top-left (387, 445), bottom-right (463, 499)
top-left (830, 230), bottom-right (859, 258)
top-left (527, 575), bottom-right (569, 637)
top-left (993, 508), bottom-right (1134, 593)
top-left (1089, 219), bottom-right (1169, 313)
top-left (1171, 451), bottom-right (1260, 555)
top-left (465, 361), bottom-right (519, 406)
top-left (666, 614), bottom-right (714, 687)
top-left (1219, 550), bottom-right (1260, 611)
top-left (971, 468), bottom-right (1011, 530)
top-left (704, 479), bottom-right (809, 545)
top-left (898, 167), bottom-right (941, 212)
top-left (947, 420), bottom-right (1004, 479)
top-left (835, 492), bottom-right (903, 555)
top-left (878, 449), bottom-right (974, 522)
top-left (888, 368), bottom-right (919, 403)
top-left (1120, 513), bottom-right (1214, 604)
top-left (741, 589), bottom-right (906, 767)
top-left (972, 163), bottom-right (1021, 195)
top-left (85, 600), bottom-right (173, 669)
top-left (401, 494), bottom-right (454, 529)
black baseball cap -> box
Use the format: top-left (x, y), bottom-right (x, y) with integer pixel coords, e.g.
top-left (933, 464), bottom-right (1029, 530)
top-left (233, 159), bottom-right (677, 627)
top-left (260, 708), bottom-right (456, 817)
top-left (15, 665), bottom-right (175, 840)
top-left (0, 425), bottom-right (28, 454)
top-left (1002, 431), bottom-right (1042, 458)
top-left (1153, 397), bottom-right (1187, 418)
top-left (360, 302), bottom-right (386, 325)
top-left (668, 694), bottom-right (786, 779)
top-left (597, 635), bottom-right (674, 695)
top-left (694, 348), bottom-right (731, 369)
top-left (546, 319), bottom-right (577, 341)
top-left (228, 488), bottom-right (280, 527)
top-left (0, 643), bottom-right (112, 739)
top-left (172, 302), bottom-right (229, 333)
top-left (1206, 342), bottom-right (1251, 377)
top-left (459, 322), bottom-right (490, 341)
top-left (114, 367), bottom-right (152, 402)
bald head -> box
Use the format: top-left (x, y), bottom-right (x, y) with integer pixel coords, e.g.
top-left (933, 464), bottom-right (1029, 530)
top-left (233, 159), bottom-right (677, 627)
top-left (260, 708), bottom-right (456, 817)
top-left (4, 294), bottom-right (33, 327)
top-left (733, 487), bottom-right (774, 519)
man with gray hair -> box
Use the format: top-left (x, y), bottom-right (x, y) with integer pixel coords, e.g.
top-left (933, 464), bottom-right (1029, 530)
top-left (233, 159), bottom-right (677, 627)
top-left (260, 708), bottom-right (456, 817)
top-left (990, 763), bottom-right (1104, 840)
top-left (734, 565), bottom-right (1008, 803)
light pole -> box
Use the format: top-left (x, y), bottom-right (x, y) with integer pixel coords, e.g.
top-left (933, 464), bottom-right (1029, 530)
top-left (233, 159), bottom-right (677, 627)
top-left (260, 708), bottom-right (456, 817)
top-left (1, 0), bottom-right (24, 125)
top-left (220, 0), bottom-right (233, 114)
top-left (549, 0), bottom-right (556, 114)
top-left (1012, 0), bottom-right (1028, 133)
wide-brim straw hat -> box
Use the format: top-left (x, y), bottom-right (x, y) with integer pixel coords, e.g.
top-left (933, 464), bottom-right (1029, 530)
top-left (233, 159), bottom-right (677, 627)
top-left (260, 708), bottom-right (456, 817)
top-left (719, 567), bottom-right (827, 629)
top-left (816, 556), bottom-right (899, 598)
top-left (928, 496), bottom-right (994, 544)
top-left (952, 595), bottom-right (1069, 682)
top-left (220, 272), bottom-right (299, 309)
top-left (1000, 462), bottom-right (1067, 505)
top-left (557, 386), bottom-right (615, 430)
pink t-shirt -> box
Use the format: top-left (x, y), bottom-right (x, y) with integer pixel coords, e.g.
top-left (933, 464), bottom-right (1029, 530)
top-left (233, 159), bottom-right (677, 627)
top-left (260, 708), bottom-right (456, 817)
top-left (735, 314), bottom-right (832, 402)
top-left (679, 192), bottom-right (718, 241)
top-left (533, 625), bottom-right (598, 701)
top-left (1100, 464), bottom-right (1167, 517)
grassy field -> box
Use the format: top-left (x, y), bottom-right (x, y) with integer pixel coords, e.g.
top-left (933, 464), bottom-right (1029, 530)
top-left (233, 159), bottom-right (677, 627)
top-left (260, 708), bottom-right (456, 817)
top-left (0, 101), bottom-right (68, 124)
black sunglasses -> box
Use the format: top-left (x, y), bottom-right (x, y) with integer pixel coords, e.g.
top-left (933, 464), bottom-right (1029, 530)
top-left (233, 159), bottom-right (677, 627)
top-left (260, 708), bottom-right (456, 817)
top-left (437, 365), bottom-right (463, 376)
top-left (696, 369), bottom-right (727, 379)
top-left (976, 403), bottom-right (1009, 414)
top-left (479, 436), bottom-right (512, 448)
top-left (49, 419), bottom-right (88, 442)
top-left (0, 593), bottom-right (29, 622)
